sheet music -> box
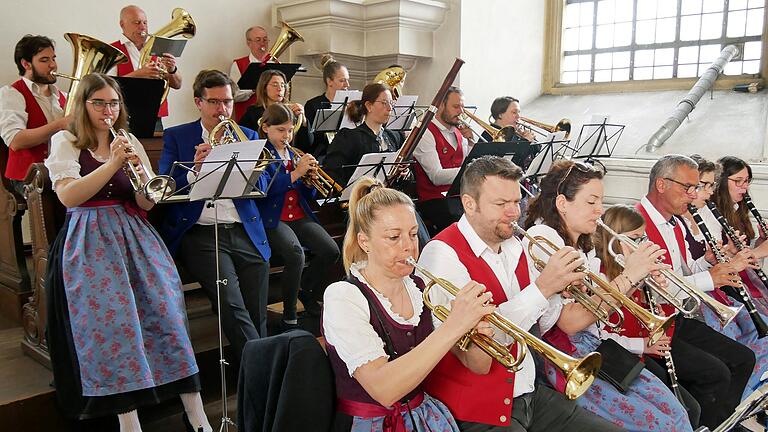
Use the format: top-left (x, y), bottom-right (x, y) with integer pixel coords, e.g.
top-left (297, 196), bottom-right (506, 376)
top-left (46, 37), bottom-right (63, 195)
top-left (189, 139), bottom-right (268, 201)
top-left (331, 90), bottom-right (363, 129)
top-left (387, 95), bottom-right (418, 130)
top-left (526, 132), bottom-right (568, 178)
top-left (340, 151), bottom-right (399, 201)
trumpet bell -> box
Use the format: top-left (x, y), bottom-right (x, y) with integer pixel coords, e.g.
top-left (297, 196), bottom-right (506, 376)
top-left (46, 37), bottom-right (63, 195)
top-left (563, 351), bottom-right (602, 400)
top-left (144, 175), bottom-right (177, 202)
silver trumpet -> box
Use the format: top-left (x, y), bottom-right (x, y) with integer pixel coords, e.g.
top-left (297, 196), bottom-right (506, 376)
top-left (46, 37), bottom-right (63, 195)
top-left (105, 119), bottom-right (176, 202)
top-left (596, 218), bottom-right (741, 328)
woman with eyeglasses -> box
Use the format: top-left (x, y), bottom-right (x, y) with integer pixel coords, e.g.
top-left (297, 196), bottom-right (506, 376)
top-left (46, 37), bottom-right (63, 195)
top-left (238, 69), bottom-right (312, 152)
top-left (324, 83), bottom-right (403, 186)
top-left (522, 160), bottom-right (693, 431)
top-left (304, 55), bottom-right (350, 158)
top-left (43, 73), bottom-right (211, 432)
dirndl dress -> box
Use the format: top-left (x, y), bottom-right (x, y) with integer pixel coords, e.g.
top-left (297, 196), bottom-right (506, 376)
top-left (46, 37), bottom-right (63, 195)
top-left (46, 147), bottom-right (199, 419)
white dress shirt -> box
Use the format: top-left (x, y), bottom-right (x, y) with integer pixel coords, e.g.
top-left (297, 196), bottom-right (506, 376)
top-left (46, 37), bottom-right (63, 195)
top-left (640, 196), bottom-right (714, 293)
top-left (230, 53), bottom-right (258, 103)
top-left (522, 223), bottom-right (647, 355)
top-left (412, 119), bottom-right (470, 186)
top-left (191, 121), bottom-right (241, 225)
top-left (417, 215), bottom-right (553, 397)
top-left (0, 77), bottom-right (65, 146)
top-left (323, 262), bottom-right (425, 376)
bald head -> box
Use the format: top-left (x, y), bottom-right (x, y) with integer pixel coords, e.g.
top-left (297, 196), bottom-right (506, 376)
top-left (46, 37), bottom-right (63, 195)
top-left (245, 26), bottom-right (269, 60)
top-left (120, 5), bottom-right (148, 47)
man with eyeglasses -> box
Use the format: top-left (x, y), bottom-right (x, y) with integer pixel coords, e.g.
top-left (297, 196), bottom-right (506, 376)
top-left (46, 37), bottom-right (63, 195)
top-left (230, 26), bottom-right (270, 121)
top-left (112, 5), bottom-right (183, 129)
top-left (412, 86), bottom-right (475, 235)
top-left (638, 154), bottom-right (756, 429)
top-left (158, 70), bottom-right (271, 362)
top-left (0, 35), bottom-right (70, 195)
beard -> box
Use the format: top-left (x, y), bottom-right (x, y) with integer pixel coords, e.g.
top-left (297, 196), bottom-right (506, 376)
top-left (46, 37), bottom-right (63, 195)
top-left (440, 110), bottom-right (461, 127)
top-left (31, 66), bottom-right (55, 85)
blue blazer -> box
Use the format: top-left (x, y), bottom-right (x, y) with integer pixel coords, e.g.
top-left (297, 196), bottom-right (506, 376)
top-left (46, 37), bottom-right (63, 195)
top-left (258, 141), bottom-right (318, 230)
top-left (158, 120), bottom-right (271, 260)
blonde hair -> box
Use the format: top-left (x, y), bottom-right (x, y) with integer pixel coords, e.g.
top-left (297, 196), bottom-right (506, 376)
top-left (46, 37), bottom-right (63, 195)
top-left (342, 176), bottom-right (415, 273)
top-left (593, 204), bottom-right (646, 280)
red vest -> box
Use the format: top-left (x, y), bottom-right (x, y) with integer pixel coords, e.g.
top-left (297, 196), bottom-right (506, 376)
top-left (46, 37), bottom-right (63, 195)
top-left (111, 41), bottom-right (169, 118)
top-left (414, 122), bottom-right (464, 201)
top-left (423, 223), bottom-right (531, 426)
top-left (4, 79), bottom-right (66, 180)
top-left (279, 159), bottom-right (307, 222)
top-left (233, 56), bottom-right (259, 122)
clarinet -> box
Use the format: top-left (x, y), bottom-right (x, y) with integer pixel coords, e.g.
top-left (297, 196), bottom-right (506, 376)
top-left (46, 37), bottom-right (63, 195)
top-left (643, 285), bottom-right (685, 406)
top-left (689, 204), bottom-right (768, 338)
top-left (706, 200), bottom-right (768, 288)
top-left (744, 193), bottom-right (768, 239)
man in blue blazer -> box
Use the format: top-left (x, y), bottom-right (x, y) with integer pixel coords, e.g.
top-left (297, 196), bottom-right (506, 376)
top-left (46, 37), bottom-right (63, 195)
top-left (159, 70), bottom-right (270, 360)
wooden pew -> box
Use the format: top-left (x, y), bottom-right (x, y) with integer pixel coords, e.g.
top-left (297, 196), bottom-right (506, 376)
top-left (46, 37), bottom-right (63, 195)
top-left (0, 141), bottom-right (32, 324)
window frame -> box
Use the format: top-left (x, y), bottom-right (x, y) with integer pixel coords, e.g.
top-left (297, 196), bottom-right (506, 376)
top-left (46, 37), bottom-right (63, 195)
top-left (543, 0), bottom-right (768, 94)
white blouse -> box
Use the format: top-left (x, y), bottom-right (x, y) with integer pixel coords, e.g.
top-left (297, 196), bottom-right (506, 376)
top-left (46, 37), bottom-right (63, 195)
top-left (46, 129), bottom-right (155, 191)
top-left (522, 223), bottom-right (646, 355)
top-left (322, 262), bottom-right (425, 377)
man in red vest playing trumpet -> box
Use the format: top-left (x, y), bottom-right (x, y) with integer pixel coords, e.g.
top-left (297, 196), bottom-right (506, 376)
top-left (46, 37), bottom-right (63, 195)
top-left (417, 156), bottom-right (622, 432)
top-left (0, 35), bottom-right (69, 195)
top-left (230, 26), bottom-right (270, 122)
top-left (111, 5), bottom-right (183, 128)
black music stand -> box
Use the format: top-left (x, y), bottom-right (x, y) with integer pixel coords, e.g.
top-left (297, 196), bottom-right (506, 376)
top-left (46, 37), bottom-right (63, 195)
top-left (447, 141), bottom-right (531, 196)
top-left (569, 119), bottom-right (625, 162)
top-left (113, 76), bottom-right (164, 138)
top-left (237, 63), bottom-right (302, 90)
top-left (522, 135), bottom-right (571, 197)
top-left (386, 96), bottom-right (419, 132)
top-left (311, 97), bottom-right (353, 135)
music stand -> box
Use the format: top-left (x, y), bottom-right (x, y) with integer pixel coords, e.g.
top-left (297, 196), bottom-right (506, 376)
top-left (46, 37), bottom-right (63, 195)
top-left (311, 98), bottom-right (355, 136)
top-left (113, 76), bottom-right (163, 138)
top-left (386, 95), bottom-right (418, 132)
top-left (336, 151), bottom-right (401, 202)
top-left (237, 62), bottom-right (302, 90)
top-left (157, 140), bottom-right (275, 432)
top-left (447, 141), bottom-right (531, 196)
top-left (569, 118), bottom-right (625, 162)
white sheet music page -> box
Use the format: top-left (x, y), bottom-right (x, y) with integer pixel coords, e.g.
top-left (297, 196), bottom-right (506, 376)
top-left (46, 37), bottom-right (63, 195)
top-left (189, 139), bottom-right (268, 201)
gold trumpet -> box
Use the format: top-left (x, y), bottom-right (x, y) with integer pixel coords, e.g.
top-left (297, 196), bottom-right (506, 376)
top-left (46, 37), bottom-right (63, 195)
top-left (460, 109), bottom-right (516, 142)
top-left (104, 119), bottom-right (176, 202)
top-left (408, 257), bottom-right (601, 400)
top-left (596, 218), bottom-right (740, 327)
top-left (512, 222), bottom-right (676, 345)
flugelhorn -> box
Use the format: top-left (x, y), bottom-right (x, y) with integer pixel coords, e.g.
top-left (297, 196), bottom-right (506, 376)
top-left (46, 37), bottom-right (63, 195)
top-left (104, 119), bottom-right (176, 202)
top-left (596, 217), bottom-right (740, 328)
top-left (513, 222), bottom-right (675, 345)
top-left (407, 257), bottom-right (601, 400)
top-left (210, 115), bottom-right (273, 172)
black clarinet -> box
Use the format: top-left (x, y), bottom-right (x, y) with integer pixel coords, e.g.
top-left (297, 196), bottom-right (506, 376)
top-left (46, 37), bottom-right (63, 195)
top-left (699, 203), bottom-right (768, 338)
top-left (744, 193), bottom-right (768, 239)
top-left (643, 285), bottom-right (685, 406)
top-left (706, 200), bottom-right (768, 288)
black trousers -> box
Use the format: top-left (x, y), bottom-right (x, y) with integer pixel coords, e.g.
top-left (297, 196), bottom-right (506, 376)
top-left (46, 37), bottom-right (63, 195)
top-left (643, 356), bottom-right (702, 428)
top-left (457, 385), bottom-right (625, 432)
top-left (178, 223), bottom-right (269, 362)
top-left (671, 316), bottom-right (756, 428)
top-left (417, 196), bottom-right (463, 236)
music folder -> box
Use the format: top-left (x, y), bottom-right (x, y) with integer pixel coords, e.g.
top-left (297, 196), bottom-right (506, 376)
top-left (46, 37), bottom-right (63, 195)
top-left (148, 36), bottom-right (187, 57)
top-left (237, 63), bottom-right (302, 90)
top-left (112, 76), bottom-right (164, 138)
top-left (447, 141), bottom-right (530, 196)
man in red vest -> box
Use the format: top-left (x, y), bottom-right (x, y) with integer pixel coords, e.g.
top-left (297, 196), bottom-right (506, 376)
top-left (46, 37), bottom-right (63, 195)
top-left (230, 26), bottom-right (270, 122)
top-left (111, 5), bottom-right (183, 127)
top-left (413, 86), bottom-right (475, 235)
top-left (639, 154), bottom-right (756, 428)
top-left (0, 35), bottom-right (69, 195)
top-left (418, 155), bottom-right (622, 431)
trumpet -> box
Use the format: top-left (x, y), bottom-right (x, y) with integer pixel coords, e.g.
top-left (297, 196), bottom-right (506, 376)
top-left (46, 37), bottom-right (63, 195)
top-left (104, 119), bottom-right (176, 202)
top-left (407, 257), bottom-right (602, 400)
top-left (596, 217), bottom-right (740, 328)
top-left (289, 146), bottom-right (342, 198)
top-left (513, 222), bottom-right (675, 345)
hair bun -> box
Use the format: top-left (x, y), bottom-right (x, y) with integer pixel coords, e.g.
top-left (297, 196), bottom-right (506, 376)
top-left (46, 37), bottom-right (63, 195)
top-left (320, 54), bottom-right (336, 68)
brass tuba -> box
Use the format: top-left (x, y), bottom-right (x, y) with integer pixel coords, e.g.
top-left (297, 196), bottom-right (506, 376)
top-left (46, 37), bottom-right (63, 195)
top-left (373, 66), bottom-right (407, 99)
top-left (408, 257), bottom-right (602, 400)
top-left (262, 21), bottom-right (304, 64)
top-left (138, 8), bottom-right (196, 103)
top-left (54, 33), bottom-right (128, 115)
top-left (461, 108), bottom-right (516, 142)
top-left (513, 222), bottom-right (676, 345)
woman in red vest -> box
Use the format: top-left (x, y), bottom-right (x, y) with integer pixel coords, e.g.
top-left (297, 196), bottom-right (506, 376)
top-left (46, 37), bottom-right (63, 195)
top-left (305, 54), bottom-right (350, 158)
top-left (523, 160), bottom-right (692, 431)
top-left (322, 176), bottom-right (494, 431)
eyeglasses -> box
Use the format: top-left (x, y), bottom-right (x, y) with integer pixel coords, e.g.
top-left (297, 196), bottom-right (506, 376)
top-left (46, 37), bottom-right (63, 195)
top-left (87, 99), bottom-right (121, 112)
top-left (374, 99), bottom-right (396, 108)
top-left (664, 177), bottom-right (701, 194)
top-left (269, 82), bottom-right (287, 89)
top-left (201, 98), bottom-right (234, 106)
top-left (556, 161), bottom-right (606, 195)
top-left (700, 181), bottom-right (715, 190)
top-left (728, 177), bottom-right (752, 187)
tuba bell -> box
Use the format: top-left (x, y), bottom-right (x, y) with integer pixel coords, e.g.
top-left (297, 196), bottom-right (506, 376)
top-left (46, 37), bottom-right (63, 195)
top-left (261, 21), bottom-right (304, 65)
top-left (54, 33), bottom-right (128, 115)
top-left (373, 66), bottom-right (407, 100)
top-left (138, 8), bottom-right (196, 104)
